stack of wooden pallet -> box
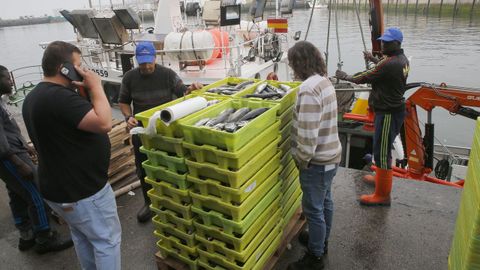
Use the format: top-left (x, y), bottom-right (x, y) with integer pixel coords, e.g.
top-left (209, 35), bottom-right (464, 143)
top-left (108, 120), bottom-right (140, 197)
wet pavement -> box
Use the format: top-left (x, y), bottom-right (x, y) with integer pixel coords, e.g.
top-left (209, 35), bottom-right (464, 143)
top-left (0, 167), bottom-right (461, 270)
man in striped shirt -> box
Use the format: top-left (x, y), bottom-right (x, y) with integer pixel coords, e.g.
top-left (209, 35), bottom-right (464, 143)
top-left (287, 41), bottom-right (342, 270)
top-left (336, 27), bottom-right (409, 206)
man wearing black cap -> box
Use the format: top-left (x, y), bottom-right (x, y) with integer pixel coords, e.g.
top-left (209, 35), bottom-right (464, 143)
top-left (335, 27), bottom-right (410, 206)
top-left (119, 41), bottom-right (202, 222)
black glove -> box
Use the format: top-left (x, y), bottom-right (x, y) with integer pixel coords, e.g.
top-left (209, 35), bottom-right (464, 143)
top-left (335, 70), bottom-right (348, 80)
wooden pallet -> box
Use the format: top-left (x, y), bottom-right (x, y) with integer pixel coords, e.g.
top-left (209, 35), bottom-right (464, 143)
top-left (263, 207), bottom-right (306, 270)
top-left (108, 120), bottom-right (138, 197)
top-left (154, 206), bottom-right (305, 270)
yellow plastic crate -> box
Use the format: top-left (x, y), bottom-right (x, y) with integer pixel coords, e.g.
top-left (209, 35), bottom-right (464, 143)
top-left (182, 122), bottom-right (280, 171)
top-left (237, 80), bottom-right (301, 115)
top-left (193, 77), bottom-right (262, 98)
top-left (189, 167), bottom-right (281, 221)
top-left (140, 147), bottom-right (187, 173)
top-left (153, 216), bottom-right (196, 247)
top-left (283, 192), bottom-right (302, 223)
top-left (281, 178), bottom-right (301, 207)
top-left (193, 197), bottom-right (281, 252)
top-left (278, 106), bottom-right (294, 129)
top-left (281, 150), bottom-right (293, 167)
top-left (279, 135), bottom-right (291, 156)
top-left (154, 230), bottom-right (198, 258)
top-left (282, 163), bottom-right (300, 191)
top-left (135, 94), bottom-right (227, 138)
top-left (180, 99), bottom-right (280, 151)
top-left (142, 161), bottom-right (190, 189)
top-left (146, 177), bottom-right (191, 204)
top-left (197, 222), bottom-right (283, 270)
top-left (157, 241), bottom-right (198, 270)
top-left (279, 122), bottom-right (292, 146)
top-left (187, 152), bottom-right (281, 204)
top-left (140, 134), bottom-right (186, 157)
top-left (148, 190), bottom-right (193, 219)
top-left (195, 208), bottom-right (282, 263)
top-left (280, 158), bottom-right (296, 182)
top-left (151, 207), bottom-right (195, 234)
top-left (185, 139), bottom-right (280, 188)
top-left (192, 182), bottom-right (281, 235)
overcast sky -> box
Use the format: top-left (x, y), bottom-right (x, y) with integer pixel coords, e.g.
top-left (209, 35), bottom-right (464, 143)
top-left (0, 0), bottom-right (146, 20)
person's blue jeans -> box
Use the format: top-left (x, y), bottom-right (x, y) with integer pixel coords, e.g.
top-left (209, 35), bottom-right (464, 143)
top-left (299, 163), bottom-right (338, 257)
top-left (46, 183), bottom-right (122, 270)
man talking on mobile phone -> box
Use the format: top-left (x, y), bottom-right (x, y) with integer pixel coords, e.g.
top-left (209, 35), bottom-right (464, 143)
top-left (23, 41), bottom-right (122, 270)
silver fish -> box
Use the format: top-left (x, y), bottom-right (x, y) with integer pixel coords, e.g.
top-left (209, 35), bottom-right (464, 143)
top-left (224, 123), bottom-right (238, 133)
top-left (244, 93), bottom-right (283, 99)
top-left (234, 80), bottom-right (255, 90)
top-left (194, 118), bottom-right (210, 127)
top-left (227, 108), bottom-right (251, 123)
top-left (205, 108), bottom-right (236, 126)
top-left (212, 123), bottom-right (226, 130)
top-left (254, 82), bottom-right (268, 94)
top-left (239, 107), bottom-right (269, 121)
top-left (279, 84), bottom-right (292, 92)
top-left (267, 84), bottom-right (285, 95)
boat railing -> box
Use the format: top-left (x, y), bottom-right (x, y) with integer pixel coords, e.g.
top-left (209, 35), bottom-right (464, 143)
top-left (7, 65), bottom-right (43, 106)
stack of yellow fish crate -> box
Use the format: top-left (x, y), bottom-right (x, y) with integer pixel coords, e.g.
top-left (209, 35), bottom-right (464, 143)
top-left (449, 118), bottom-right (480, 270)
top-left (136, 77), bottom-right (304, 270)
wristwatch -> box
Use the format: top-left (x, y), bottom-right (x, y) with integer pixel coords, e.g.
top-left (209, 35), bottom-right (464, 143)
top-left (125, 115), bottom-right (133, 122)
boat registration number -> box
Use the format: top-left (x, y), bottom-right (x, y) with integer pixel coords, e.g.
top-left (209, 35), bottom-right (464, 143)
top-left (90, 68), bottom-right (109, 78)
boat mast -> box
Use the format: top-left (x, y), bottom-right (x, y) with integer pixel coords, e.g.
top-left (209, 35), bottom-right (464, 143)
top-left (369, 0), bottom-right (384, 57)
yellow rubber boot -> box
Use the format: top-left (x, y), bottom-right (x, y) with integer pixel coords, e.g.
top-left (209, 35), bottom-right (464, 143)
top-left (360, 168), bottom-right (392, 206)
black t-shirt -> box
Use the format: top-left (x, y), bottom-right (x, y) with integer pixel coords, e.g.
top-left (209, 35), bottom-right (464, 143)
top-left (119, 65), bottom-right (187, 115)
top-left (22, 82), bottom-right (111, 203)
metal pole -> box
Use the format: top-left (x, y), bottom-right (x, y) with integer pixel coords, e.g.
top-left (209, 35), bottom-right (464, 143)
top-left (276, 0), bottom-right (279, 18)
top-left (426, 0), bottom-right (431, 17)
top-left (335, 0), bottom-right (343, 71)
top-left (387, 0), bottom-right (391, 13)
top-left (415, 0), bottom-right (419, 16)
top-left (353, 0), bottom-right (369, 69)
top-left (470, 0), bottom-right (477, 22)
top-left (304, 0), bottom-right (317, 40)
top-left (453, 0), bottom-right (459, 18)
top-left (395, 0), bottom-right (399, 15)
top-left (439, 0), bottom-right (444, 17)
top-left (405, 0), bottom-right (409, 15)
top-left (326, 0), bottom-right (333, 69)
top-left (88, 0), bottom-right (93, 8)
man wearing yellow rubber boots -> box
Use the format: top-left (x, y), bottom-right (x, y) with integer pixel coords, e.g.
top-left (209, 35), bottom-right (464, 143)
top-left (335, 27), bottom-right (409, 206)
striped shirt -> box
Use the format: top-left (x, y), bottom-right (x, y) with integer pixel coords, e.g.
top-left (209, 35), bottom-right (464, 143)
top-left (291, 74), bottom-right (342, 169)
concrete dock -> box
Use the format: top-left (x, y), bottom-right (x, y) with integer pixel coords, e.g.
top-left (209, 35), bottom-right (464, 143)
top-left (0, 167), bottom-right (461, 270)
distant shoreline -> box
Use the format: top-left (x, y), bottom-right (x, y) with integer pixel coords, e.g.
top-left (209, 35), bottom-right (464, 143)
top-left (0, 17), bottom-right (66, 28)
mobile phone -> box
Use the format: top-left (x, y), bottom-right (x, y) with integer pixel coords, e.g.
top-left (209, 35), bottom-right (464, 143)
top-left (60, 62), bottom-right (83, 82)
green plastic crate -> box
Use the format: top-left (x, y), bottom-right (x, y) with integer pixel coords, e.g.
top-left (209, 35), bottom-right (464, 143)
top-left (192, 182), bottom-right (281, 235)
top-left (282, 166), bottom-right (300, 192)
top-left (135, 94), bottom-right (227, 138)
top-left (193, 77), bottom-right (262, 98)
top-left (283, 192), bottom-right (302, 224)
top-left (182, 122), bottom-right (280, 171)
top-left (155, 230), bottom-right (198, 258)
top-left (279, 122), bottom-right (292, 146)
top-left (146, 177), bottom-right (191, 204)
top-left (280, 158), bottom-right (296, 182)
top-left (153, 216), bottom-right (196, 247)
top-left (278, 106), bottom-right (294, 130)
top-left (186, 138), bottom-right (280, 188)
top-left (149, 190), bottom-right (193, 219)
top-left (151, 207), bottom-right (195, 234)
top-left (180, 99), bottom-right (280, 151)
top-left (189, 166), bottom-right (281, 221)
top-left (281, 150), bottom-right (293, 167)
top-left (157, 240), bottom-right (198, 270)
top-left (281, 178), bottom-right (301, 207)
top-left (237, 80), bottom-right (301, 116)
top-left (193, 197), bottom-right (280, 252)
top-left (140, 133), bottom-right (186, 157)
top-left (197, 222), bottom-right (283, 270)
top-left (187, 152), bottom-right (281, 204)
top-left (140, 147), bottom-right (187, 173)
top-left (279, 135), bottom-right (291, 157)
top-left (195, 208), bottom-right (281, 263)
top-left (142, 161), bottom-right (190, 189)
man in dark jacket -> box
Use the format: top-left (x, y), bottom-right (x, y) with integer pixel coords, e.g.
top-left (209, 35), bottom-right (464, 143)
top-left (336, 27), bottom-right (410, 206)
top-left (0, 65), bottom-right (73, 253)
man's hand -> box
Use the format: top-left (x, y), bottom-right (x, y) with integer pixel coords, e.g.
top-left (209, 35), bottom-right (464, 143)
top-left (186, 82), bottom-right (203, 94)
top-left (126, 116), bottom-right (138, 130)
top-left (363, 51), bottom-right (379, 63)
top-left (72, 66), bottom-right (103, 91)
top-left (335, 69), bottom-right (348, 80)
top-left (26, 145), bottom-right (37, 161)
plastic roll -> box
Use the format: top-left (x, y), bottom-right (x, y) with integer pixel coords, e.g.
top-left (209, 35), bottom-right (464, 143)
top-left (160, 97), bottom-right (208, 126)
